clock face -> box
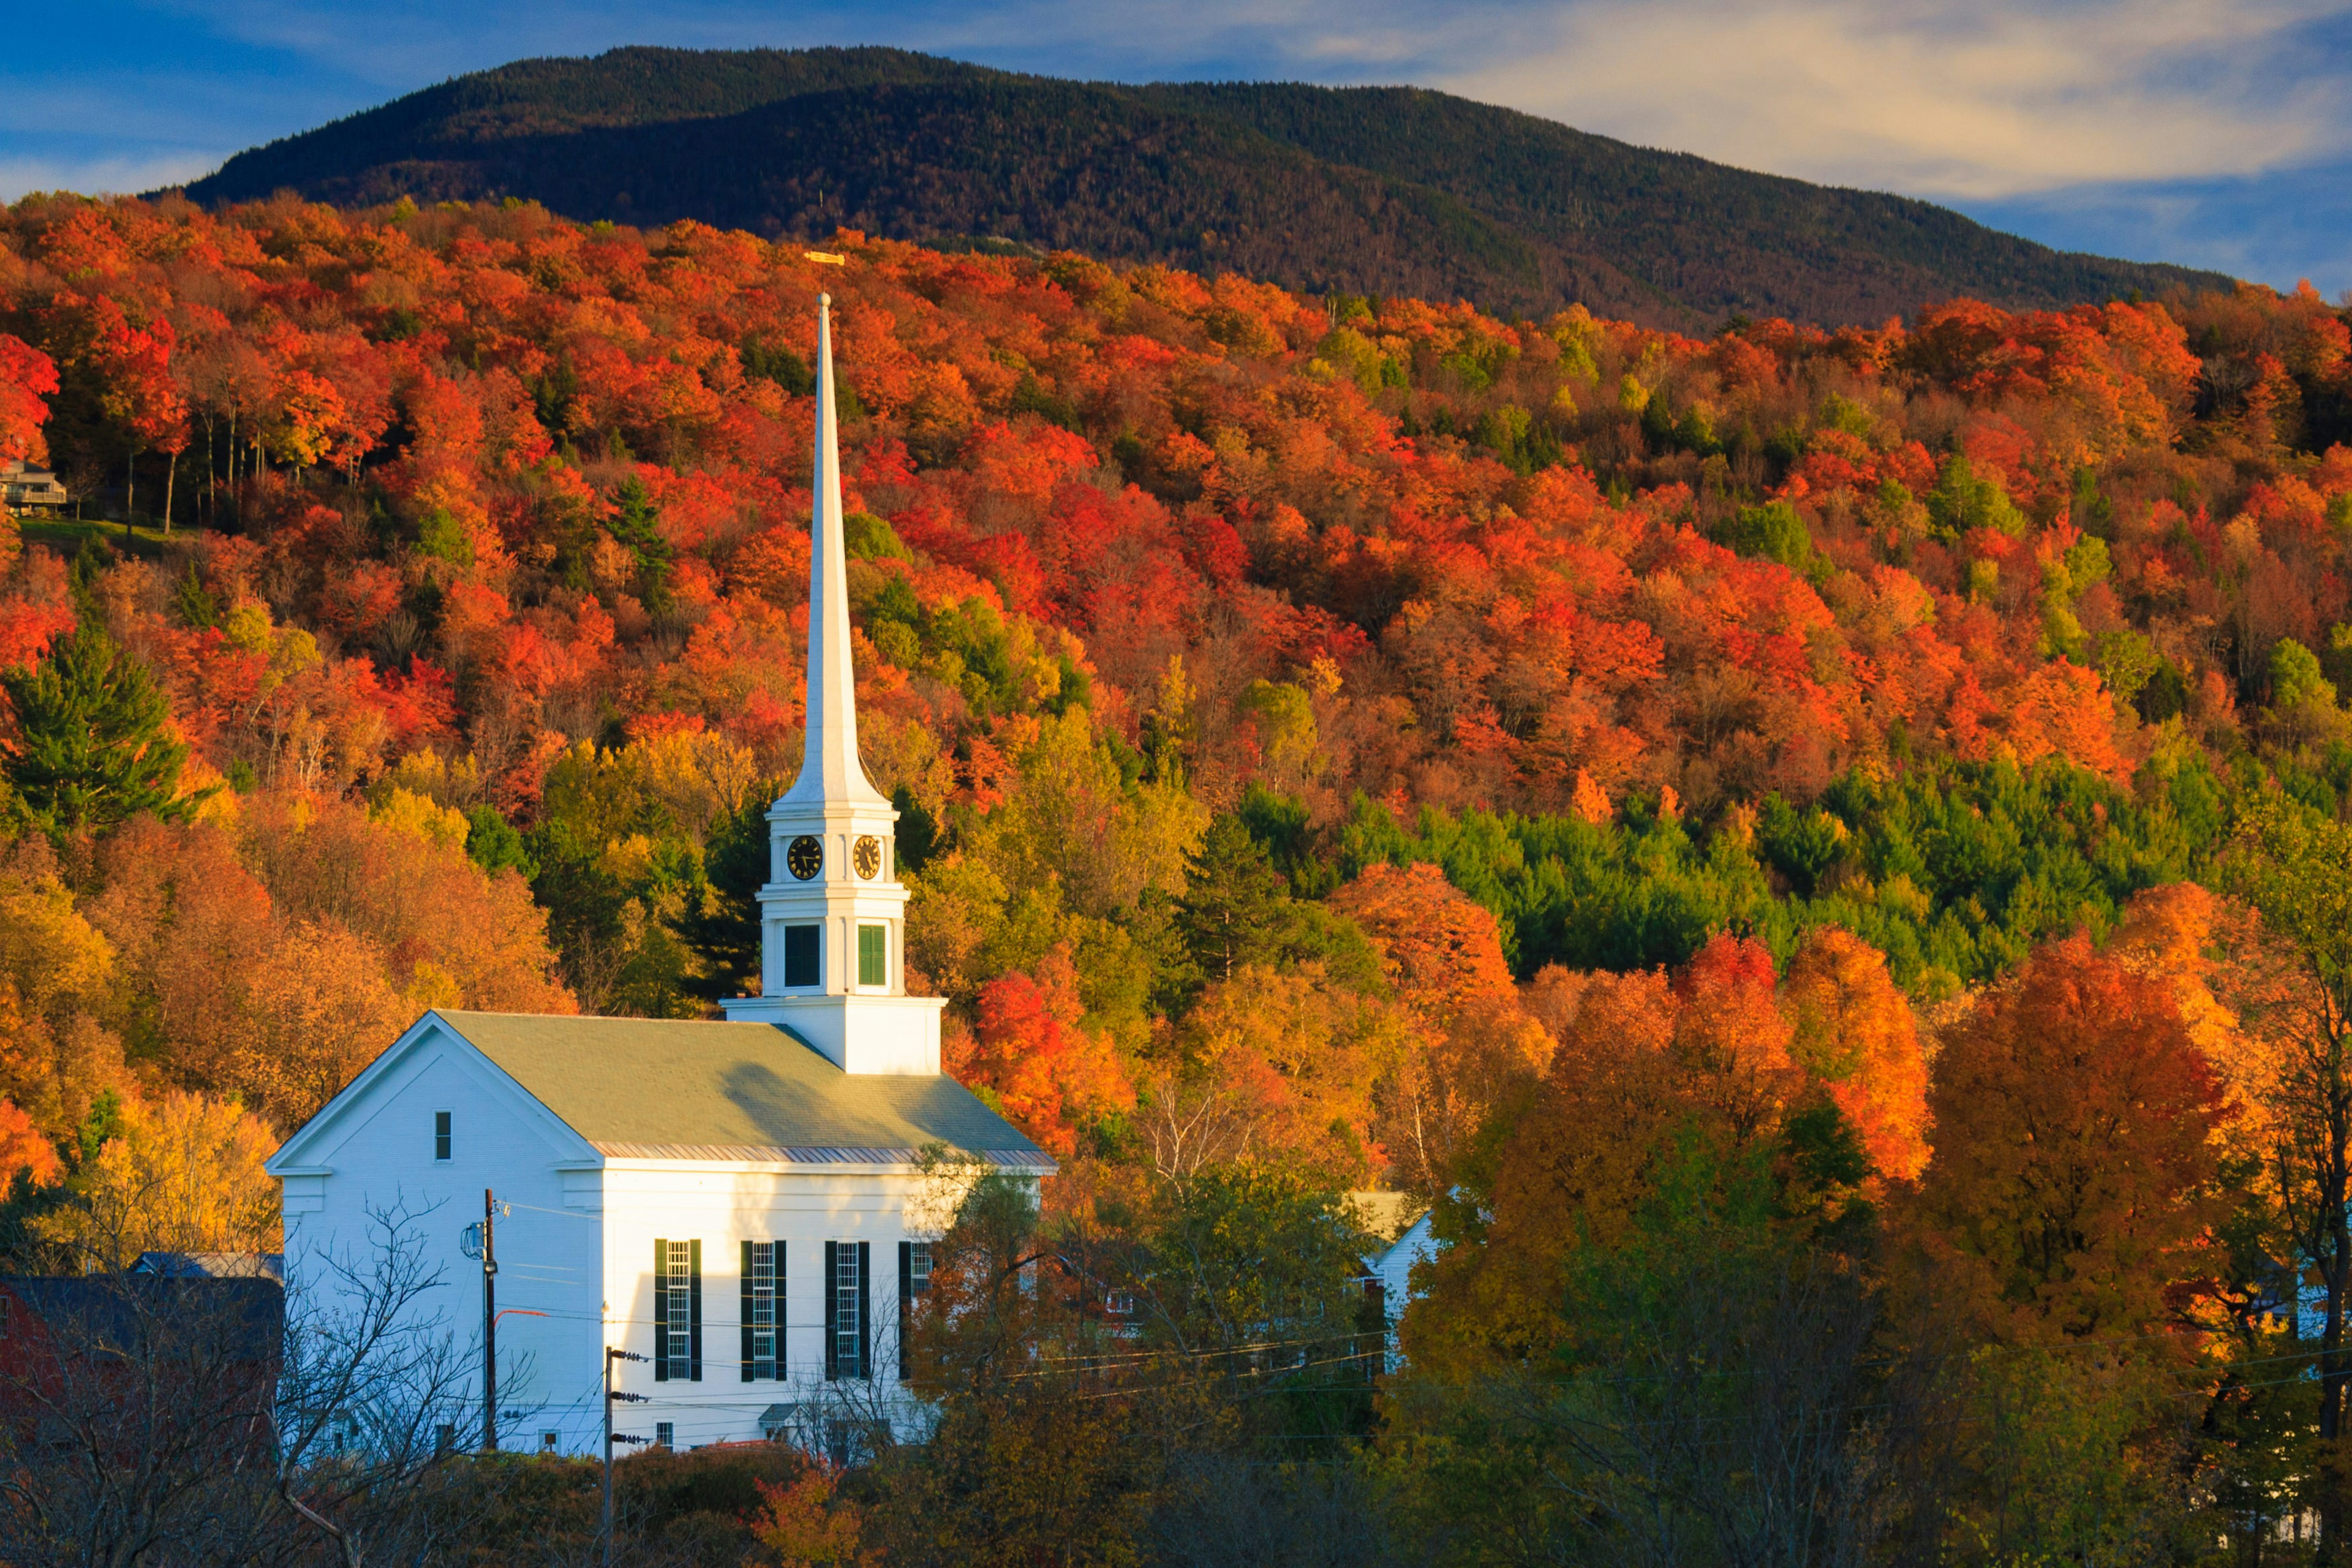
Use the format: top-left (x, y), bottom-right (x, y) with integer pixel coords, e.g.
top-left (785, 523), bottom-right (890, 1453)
top-left (852, 835), bottom-right (884, 880)
top-left (786, 835), bottom-right (823, 881)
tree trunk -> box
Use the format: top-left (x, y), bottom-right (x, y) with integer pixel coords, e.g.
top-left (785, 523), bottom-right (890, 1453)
top-left (126, 448), bottom-right (136, 535)
top-left (164, 450), bottom-right (176, 535)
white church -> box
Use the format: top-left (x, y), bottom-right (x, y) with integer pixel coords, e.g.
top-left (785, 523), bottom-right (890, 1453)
top-left (266, 296), bottom-right (1049, 1456)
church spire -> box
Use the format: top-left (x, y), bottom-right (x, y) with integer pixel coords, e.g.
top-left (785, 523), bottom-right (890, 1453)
top-left (722, 290), bottom-right (940, 1069)
top-left (782, 293), bottom-right (885, 807)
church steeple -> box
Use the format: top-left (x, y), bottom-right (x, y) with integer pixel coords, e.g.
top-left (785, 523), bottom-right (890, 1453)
top-left (720, 292), bottom-right (945, 1076)
top-left (781, 293), bottom-right (886, 809)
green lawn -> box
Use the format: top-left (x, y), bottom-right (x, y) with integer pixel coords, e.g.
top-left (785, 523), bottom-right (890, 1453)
top-left (15, 516), bottom-right (186, 559)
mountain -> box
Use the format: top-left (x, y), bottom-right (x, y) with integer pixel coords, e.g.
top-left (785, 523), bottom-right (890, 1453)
top-left (179, 46), bottom-right (2232, 330)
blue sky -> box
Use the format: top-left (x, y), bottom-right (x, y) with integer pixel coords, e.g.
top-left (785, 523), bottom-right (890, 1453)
top-left (7, 0), bottom-right (2351, 292)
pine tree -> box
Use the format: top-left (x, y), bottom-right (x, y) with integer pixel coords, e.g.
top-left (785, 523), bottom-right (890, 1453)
top-left (675, 786), bottom-right (775, 1005)
top-left (607, 475), bottom-right (673, 612)
top-left (1, 620), bottom-right (195, 838)
top-left (1172, 815), bottom-right (1297, 984)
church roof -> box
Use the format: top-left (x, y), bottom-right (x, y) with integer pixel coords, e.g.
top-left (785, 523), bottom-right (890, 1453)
top-left (431, 1010), bottom-right (1052, 1172)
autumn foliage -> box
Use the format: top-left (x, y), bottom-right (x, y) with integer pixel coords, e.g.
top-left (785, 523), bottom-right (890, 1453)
top-left (6, 189), bottom-right (2352, 1558)
top-left (1407, 925), bottom-right (1926, 1371)
top-left (1906, 932), bottom-right (2230, 1341)
top-left (958, 951), bottom-right (1133, 1159)
top-left (0, 195), bottom-right (2342, 845)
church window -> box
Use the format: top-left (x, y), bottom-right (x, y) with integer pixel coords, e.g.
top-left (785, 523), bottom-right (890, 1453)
top-left (898, 1242), bottom-right (932, 1381)
top-left (858, 924), bottom-right (887, 987)
top-left (655, 1421), bottom-right (673, 1449)
top-left (783, 925), bottom-right (820, 987)
top-left (742, 1240), bottom-right (781, 1381)
top-left (434, 1110), bottom-right (451, 1162)
top-left (653, 1238), bottom-right (701, 1382)
top-left (825, 1241), bottom-right (870, 1380)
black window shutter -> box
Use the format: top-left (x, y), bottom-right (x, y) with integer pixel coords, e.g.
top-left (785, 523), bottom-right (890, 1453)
top-left (823, 1241), bottom-right (839, 1381)
top-left (898, 1242), bottom-right (913, 1382)
top-left (857, 1241), bottom-right (872, 1382)
top-left (774, 1240), bottom-right (786, 1381)
top-left (653, 1238), bottom-right (669, 1382)
top-left (741, 1240), bottom-right (755, 1383)
top-left (688, 1239), bottom-right (703, 1382)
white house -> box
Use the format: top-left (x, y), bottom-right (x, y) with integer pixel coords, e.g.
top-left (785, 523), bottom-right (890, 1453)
top-left (1366, 1210), bottom-right (1438, 1371)
top-left (265, 295), bottom-right (1050, 1456)
top-left (1, 459), bottom-right (68, 514)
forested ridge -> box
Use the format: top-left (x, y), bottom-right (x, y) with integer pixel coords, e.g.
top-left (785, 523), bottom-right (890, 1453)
top-left (4, 192), bottom-right (2352, 1559)
top-left (177, 47), bottom-right (2230, 330)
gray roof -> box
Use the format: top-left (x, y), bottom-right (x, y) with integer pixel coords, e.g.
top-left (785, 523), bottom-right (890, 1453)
top-left (131, 1251), bottom-right (286, 1281)
top-left (432, 1010), bottom-right (1049, 1170)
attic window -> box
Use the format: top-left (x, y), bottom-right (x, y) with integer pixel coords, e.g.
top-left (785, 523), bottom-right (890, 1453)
top-left (434, 1111), bottom-right (451, 1163)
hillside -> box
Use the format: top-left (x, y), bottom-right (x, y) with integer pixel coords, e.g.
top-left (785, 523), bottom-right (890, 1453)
top-left (176, 46), bottom-right (2230, 329)
top-left (1, 192), bottom-right (2346, 1023)
top-left (7, 197), bottom-right (2352, 1556)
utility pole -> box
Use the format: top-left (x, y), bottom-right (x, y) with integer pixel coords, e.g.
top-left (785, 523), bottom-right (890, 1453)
top-left (604, 1346), bottom-right (649, 1565)
top-left (481, 1187), bottom-right (497, 1454)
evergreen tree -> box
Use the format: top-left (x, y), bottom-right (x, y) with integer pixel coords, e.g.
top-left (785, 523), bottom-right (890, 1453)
top-left (462, 802), bottom-right (537, 881)
top-left (676, 785), bottom-right (777, 1004)
top-left (1, 620), bottom-right (196, 838)
top-left (606, 476), bottom-right (674, 612)
top-left (1237, 783), bottom-right (1335, 896)
top-left (1173, 815), bottom-right (1303, 985)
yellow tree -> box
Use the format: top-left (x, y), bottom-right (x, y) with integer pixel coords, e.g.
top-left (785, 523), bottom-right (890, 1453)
top-left (33, 1090), bottom-right (278, 1270)
top-left (1332, 862), bottom-right (1549, 1193)
top-left (1158, 962), bottom-right (1406, 1184)
top-left (0, 836), bottom-right (124, 1137)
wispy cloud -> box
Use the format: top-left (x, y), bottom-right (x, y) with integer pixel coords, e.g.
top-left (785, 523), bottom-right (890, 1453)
top-left (0, 151), bottom-right (221, 202)
top-left (1445, 0), bottom-right (2350, 197)
top-left (1962, 157), bottom-right (2352, 289)
top-left (96, 0), bottom-right (2352, 198)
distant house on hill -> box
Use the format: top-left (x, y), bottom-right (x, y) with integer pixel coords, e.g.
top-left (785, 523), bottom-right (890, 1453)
top-left (1347, 1191), bottom-right (1440, 1371)
top-left (265, 296), bottom-right (1050, 1458)
top-left (1, 460), bottom-right (67, 514)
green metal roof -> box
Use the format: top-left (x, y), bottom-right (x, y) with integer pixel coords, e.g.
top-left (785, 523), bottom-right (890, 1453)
top-left (431, 1010), bottom-right (1047, 1168)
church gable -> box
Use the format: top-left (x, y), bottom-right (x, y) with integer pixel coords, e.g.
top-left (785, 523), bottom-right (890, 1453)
top-left (265, 1012), bottom-right (595, 1176)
